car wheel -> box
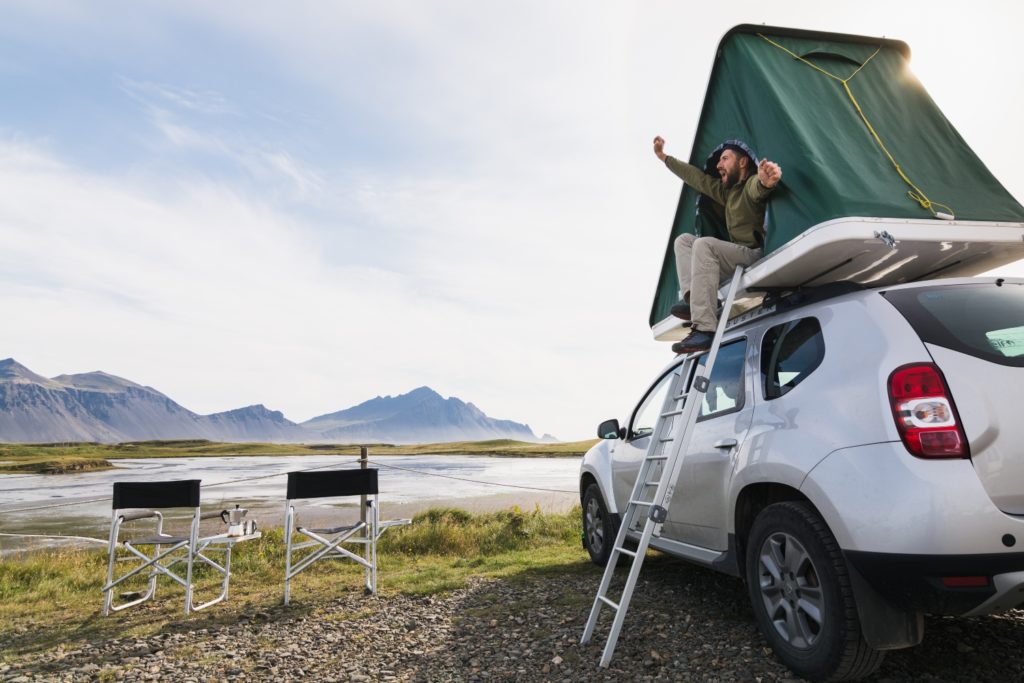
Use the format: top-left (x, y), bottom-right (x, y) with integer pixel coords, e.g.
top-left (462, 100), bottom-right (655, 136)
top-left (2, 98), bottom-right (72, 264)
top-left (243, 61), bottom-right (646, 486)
top-left (746, 501), bottom-right (884, 681)
top-left (582, 483), bottom-right (615, 566)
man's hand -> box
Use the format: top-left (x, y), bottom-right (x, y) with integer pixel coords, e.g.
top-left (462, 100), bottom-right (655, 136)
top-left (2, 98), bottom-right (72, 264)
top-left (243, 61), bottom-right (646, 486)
top-left (653, 136), bottom-right (667, 161)
top-left (758, 159), bottom-right (782, 188)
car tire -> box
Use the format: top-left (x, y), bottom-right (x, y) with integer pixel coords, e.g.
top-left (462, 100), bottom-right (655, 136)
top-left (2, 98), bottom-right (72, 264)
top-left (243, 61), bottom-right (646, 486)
top-left (746, 501), bottom-right (884, 681)
top-left (582, 483), bottom-right (616, 566)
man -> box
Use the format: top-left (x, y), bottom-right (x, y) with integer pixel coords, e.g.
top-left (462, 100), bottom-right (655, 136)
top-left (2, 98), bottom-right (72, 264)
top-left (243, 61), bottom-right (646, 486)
top-left (653, 136), bottom-right (782, 354)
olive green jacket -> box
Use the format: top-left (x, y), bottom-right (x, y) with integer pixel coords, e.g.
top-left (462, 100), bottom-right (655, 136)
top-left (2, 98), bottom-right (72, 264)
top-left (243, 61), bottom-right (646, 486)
top-left (664, 155), bottom-right (774, 249)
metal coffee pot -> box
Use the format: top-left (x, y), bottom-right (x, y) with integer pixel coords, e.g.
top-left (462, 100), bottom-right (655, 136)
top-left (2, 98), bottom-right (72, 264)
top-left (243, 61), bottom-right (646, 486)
top-left (223, 504), bottom-right (249, 536)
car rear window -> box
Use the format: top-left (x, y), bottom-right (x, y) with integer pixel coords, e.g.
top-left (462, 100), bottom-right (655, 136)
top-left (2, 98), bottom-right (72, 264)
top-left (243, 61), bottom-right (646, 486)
top-left (883, 282), bottom-right (1024, 367)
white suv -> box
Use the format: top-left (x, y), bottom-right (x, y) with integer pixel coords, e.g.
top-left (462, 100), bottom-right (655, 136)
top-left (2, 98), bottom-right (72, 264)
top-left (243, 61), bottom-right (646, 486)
top-left (580, 276), bottom-right (1024, 681)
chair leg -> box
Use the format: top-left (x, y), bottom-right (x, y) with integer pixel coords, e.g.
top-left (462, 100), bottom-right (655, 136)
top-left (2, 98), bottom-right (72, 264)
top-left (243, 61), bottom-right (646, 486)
top-left (223, 545), bottom-right (232, 601)
top-left (368, 498), bottom-right (379, 596)
top-left (284, 502), bottom-right (294, 605)
top-left (184, 508), bottom-right (200, 616)
top-left (103, 511), bottom-right (120, 616)
top-left (103, 516), bottom-right (172, 615)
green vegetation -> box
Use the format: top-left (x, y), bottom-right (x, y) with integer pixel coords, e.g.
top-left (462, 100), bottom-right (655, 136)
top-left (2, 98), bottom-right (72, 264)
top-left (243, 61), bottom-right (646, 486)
top-left (0, 506), bottom-right (592, 655)
top-left (0, 438), bottom-right (597, 474)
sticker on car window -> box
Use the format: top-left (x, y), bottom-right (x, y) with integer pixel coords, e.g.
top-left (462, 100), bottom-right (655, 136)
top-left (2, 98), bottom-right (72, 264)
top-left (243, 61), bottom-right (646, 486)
top-left (985, 327), bottom-right (1024, 357)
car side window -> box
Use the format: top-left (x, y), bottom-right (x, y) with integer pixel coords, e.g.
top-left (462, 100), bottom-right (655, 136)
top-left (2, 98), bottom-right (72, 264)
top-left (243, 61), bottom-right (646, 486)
top-left (628, 365), bottom-right (680, 440)
top-left (695, 340), bottom-right (747, 420)
top-left (761, 317), bottom-right (825, 400)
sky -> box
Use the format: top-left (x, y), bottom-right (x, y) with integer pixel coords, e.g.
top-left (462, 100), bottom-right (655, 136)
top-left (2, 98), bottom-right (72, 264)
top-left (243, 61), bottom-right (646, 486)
top-left (1, 1), bottom-right (1023, 441)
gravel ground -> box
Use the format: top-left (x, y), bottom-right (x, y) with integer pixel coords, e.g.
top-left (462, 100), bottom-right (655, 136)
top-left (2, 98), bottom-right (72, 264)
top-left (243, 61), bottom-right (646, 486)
top-left (3, 561), bottom-right (1023, 682)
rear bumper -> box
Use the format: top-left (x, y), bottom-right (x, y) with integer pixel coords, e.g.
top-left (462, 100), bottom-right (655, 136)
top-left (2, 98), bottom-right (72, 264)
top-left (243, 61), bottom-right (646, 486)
top-left (845, 550), bottom-right (1024, 615)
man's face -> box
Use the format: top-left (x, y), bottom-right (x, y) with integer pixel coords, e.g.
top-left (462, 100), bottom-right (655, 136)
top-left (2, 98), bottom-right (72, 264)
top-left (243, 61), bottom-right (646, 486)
top-left (717, 149), bottom-right (744, 188)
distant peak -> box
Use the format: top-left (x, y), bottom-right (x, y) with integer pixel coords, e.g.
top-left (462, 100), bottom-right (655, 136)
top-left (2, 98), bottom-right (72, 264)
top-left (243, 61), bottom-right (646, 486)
top-left (0, 358), bottom-right (61, 386)
top-left (0, 358), bottom-right (27, 372)
top-left (209, 404), bottom-right (291, 423)
top-left (406, 386), bottom-right (441, 397)
top-left (52, 371), bottom-right (146, 393)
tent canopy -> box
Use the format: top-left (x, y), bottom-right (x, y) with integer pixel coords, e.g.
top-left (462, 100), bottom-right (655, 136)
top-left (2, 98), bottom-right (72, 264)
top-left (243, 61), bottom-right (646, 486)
top-left (650, 25), bottom-right (1024, 328)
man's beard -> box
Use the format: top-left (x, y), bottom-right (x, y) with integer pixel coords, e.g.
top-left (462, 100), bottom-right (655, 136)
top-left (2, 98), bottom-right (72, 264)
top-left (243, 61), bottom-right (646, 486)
top-left (721, 167), bottom-right (741, 189)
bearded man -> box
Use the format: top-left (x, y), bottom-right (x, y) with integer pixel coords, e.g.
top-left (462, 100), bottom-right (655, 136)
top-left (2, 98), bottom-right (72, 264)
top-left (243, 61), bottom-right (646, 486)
top-left (653, 136), bottom-right (782, 354)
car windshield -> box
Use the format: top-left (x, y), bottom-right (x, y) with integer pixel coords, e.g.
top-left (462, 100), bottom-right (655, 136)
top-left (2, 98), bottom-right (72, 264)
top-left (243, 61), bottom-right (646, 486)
top-left (883, 282), bottom-right (1024, 367)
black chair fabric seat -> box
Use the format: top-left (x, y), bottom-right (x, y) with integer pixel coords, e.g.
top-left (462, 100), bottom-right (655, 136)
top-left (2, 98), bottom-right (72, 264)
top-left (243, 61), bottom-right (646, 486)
top-left (128, 535), bottom-right (189, 546)
top-left (297, 522), bottom-right (364, 536)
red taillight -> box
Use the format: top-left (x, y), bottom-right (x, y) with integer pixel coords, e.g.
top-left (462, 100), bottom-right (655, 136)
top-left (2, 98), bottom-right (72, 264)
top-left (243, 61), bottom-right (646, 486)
top-left (888, 363), bottom-right (969, 459)
top-left (941, 576), bottom-right (990, 588)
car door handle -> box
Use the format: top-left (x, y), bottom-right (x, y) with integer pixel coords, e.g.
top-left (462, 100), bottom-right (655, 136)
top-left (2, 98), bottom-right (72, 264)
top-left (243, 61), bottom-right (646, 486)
top-left (712, 438), bottom-right (738, 449)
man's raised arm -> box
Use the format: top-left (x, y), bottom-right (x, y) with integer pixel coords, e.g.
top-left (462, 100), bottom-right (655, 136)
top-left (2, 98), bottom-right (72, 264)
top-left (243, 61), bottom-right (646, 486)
top-left (747, 158), bottom-right (782, 202)
top-left (653, 135), bottom-right (725, 205)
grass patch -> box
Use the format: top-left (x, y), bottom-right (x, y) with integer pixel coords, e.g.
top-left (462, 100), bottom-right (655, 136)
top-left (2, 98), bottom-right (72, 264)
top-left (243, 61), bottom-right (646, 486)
top-left (0, 506), bottom-right (591, 657)
top-left (0, 439), bottom-right (596, 474)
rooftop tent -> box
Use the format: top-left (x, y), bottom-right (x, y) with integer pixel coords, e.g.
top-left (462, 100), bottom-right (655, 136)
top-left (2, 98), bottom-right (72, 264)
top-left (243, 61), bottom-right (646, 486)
top-left (650, 25), bottom-right (1024, 338)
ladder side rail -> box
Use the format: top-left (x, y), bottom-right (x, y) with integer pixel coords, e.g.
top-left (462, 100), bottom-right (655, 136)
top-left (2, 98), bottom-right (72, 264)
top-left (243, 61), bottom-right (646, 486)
top-left (597, 504), bottom-right (663, 666)
top-left (654, 264), bottom-right (746, 515)
top-left (584, 265), bottom-right (747, 665)
top-left (621, 364), bottom-right (689, 533)
top-left (591, 362), bottom-right (708, 664)
top-left (580, 364), bottom-right (690, 645)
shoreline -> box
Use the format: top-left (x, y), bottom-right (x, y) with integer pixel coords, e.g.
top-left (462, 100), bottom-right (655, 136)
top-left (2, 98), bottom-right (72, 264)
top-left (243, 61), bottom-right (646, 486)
top-left (0, 490), bottom-right (581, 556)
top-left (0, 439), bottom-right (596, 475)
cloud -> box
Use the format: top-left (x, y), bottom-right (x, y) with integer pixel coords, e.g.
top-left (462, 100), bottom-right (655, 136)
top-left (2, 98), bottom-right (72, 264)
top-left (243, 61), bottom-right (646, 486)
top-left (116, 77), bottom-right (327, 203)
top-left (120, 78), bottom-right (234, 115)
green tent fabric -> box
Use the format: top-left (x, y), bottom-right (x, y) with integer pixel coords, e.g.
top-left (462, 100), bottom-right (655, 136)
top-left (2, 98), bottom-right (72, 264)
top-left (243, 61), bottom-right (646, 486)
top-left (650, 25), bottom-right (1024, 327)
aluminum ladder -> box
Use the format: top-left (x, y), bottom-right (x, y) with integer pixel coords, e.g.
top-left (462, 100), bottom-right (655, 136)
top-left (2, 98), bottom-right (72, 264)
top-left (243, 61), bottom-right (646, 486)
top-left (580, 265), bottom-right (745, 667)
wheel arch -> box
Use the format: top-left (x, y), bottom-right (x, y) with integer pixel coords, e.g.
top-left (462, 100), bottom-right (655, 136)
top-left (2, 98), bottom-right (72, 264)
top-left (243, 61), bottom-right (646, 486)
top-left (733, 482), bottom-right (813, 581)
top-left (579, 441), bottom-right (620, 514)
top-left (580, 470), bottom-right (599, 501)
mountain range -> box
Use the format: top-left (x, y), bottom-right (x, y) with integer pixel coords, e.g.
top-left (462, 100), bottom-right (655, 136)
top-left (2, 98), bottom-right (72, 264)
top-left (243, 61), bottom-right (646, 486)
top-left (0, 358), bottom-right (549, 444)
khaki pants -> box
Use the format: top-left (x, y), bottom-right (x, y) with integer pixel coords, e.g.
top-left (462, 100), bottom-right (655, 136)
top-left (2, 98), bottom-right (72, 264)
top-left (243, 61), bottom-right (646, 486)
top-left (674, 234), bottom-right (762, 331)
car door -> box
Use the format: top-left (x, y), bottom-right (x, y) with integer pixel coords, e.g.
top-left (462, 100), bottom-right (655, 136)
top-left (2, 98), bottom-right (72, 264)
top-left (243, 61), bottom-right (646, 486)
top-left (609, 361), bottom-right (685, 513)
top-left (664, 338), bottom-right (753, 550)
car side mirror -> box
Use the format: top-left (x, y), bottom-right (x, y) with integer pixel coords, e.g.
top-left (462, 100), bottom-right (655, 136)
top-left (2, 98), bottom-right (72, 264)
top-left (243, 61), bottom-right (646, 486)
top-left (597, 418), bottom-right (624, 440)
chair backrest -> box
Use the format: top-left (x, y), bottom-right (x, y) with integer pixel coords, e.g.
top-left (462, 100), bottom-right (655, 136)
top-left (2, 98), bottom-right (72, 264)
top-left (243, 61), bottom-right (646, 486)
top-left (287, 468), bottom-right (378, 500)
top-left (112, 480), bottom-right (201, 509)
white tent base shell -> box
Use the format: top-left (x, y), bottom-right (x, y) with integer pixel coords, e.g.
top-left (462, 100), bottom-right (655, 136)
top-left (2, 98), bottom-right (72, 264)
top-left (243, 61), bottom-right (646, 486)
top-left (653, 217), bottom-right (1024, 341)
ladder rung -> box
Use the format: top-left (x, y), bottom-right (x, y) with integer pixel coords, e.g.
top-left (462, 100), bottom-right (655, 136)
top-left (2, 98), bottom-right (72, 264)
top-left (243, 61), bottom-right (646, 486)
top-left (642, 480), bottom-right (660, 487)
top-left (658, 437), bottom-right (674, 444)
top-left (645, 455), bottom-right (668, 461)
top-left (629, 499), bottom-right (654, 507)
top-left (616, 546), bottom-right (637, 558)
top-left (598, 595), bottom-right (619, 610)
top-left (660, 409), bottom-right (684, 418)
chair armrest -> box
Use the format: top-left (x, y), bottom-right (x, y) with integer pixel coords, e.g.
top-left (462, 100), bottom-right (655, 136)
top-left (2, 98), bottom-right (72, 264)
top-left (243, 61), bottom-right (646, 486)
top-left (119, 510), bottom-right (159, 522)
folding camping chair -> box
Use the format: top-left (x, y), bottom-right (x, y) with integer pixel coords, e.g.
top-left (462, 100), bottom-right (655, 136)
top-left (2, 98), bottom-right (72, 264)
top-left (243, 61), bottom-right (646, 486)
top-left (283, 468), bottom-right (410, 604)
top-left (102, 479), bottom-right (260, 616)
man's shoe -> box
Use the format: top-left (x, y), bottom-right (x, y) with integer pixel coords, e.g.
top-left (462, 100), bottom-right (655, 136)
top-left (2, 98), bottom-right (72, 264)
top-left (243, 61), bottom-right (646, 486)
top-left (671, 329), bottom-right (714, 355)
top-left (670, 299), bottom-right (723, 321)
top-left (670, 301), bottom-right (691, 321)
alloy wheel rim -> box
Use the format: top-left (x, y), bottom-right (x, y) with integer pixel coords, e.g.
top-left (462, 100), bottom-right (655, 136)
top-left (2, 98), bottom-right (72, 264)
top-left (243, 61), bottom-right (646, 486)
top-left (757, 531), bottom-right (825, 649)
top-left (585, 497), bottom-right (604, 552)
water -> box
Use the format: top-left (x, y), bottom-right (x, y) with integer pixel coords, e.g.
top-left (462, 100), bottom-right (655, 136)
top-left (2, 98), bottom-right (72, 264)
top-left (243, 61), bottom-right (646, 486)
top-left (0, 455), bottom-right (581, 553)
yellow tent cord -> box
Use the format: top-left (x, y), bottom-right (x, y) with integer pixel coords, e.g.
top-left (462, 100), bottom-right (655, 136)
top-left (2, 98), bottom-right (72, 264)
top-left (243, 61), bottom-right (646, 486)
top-left (757, 33), bottom-right (955, 218)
